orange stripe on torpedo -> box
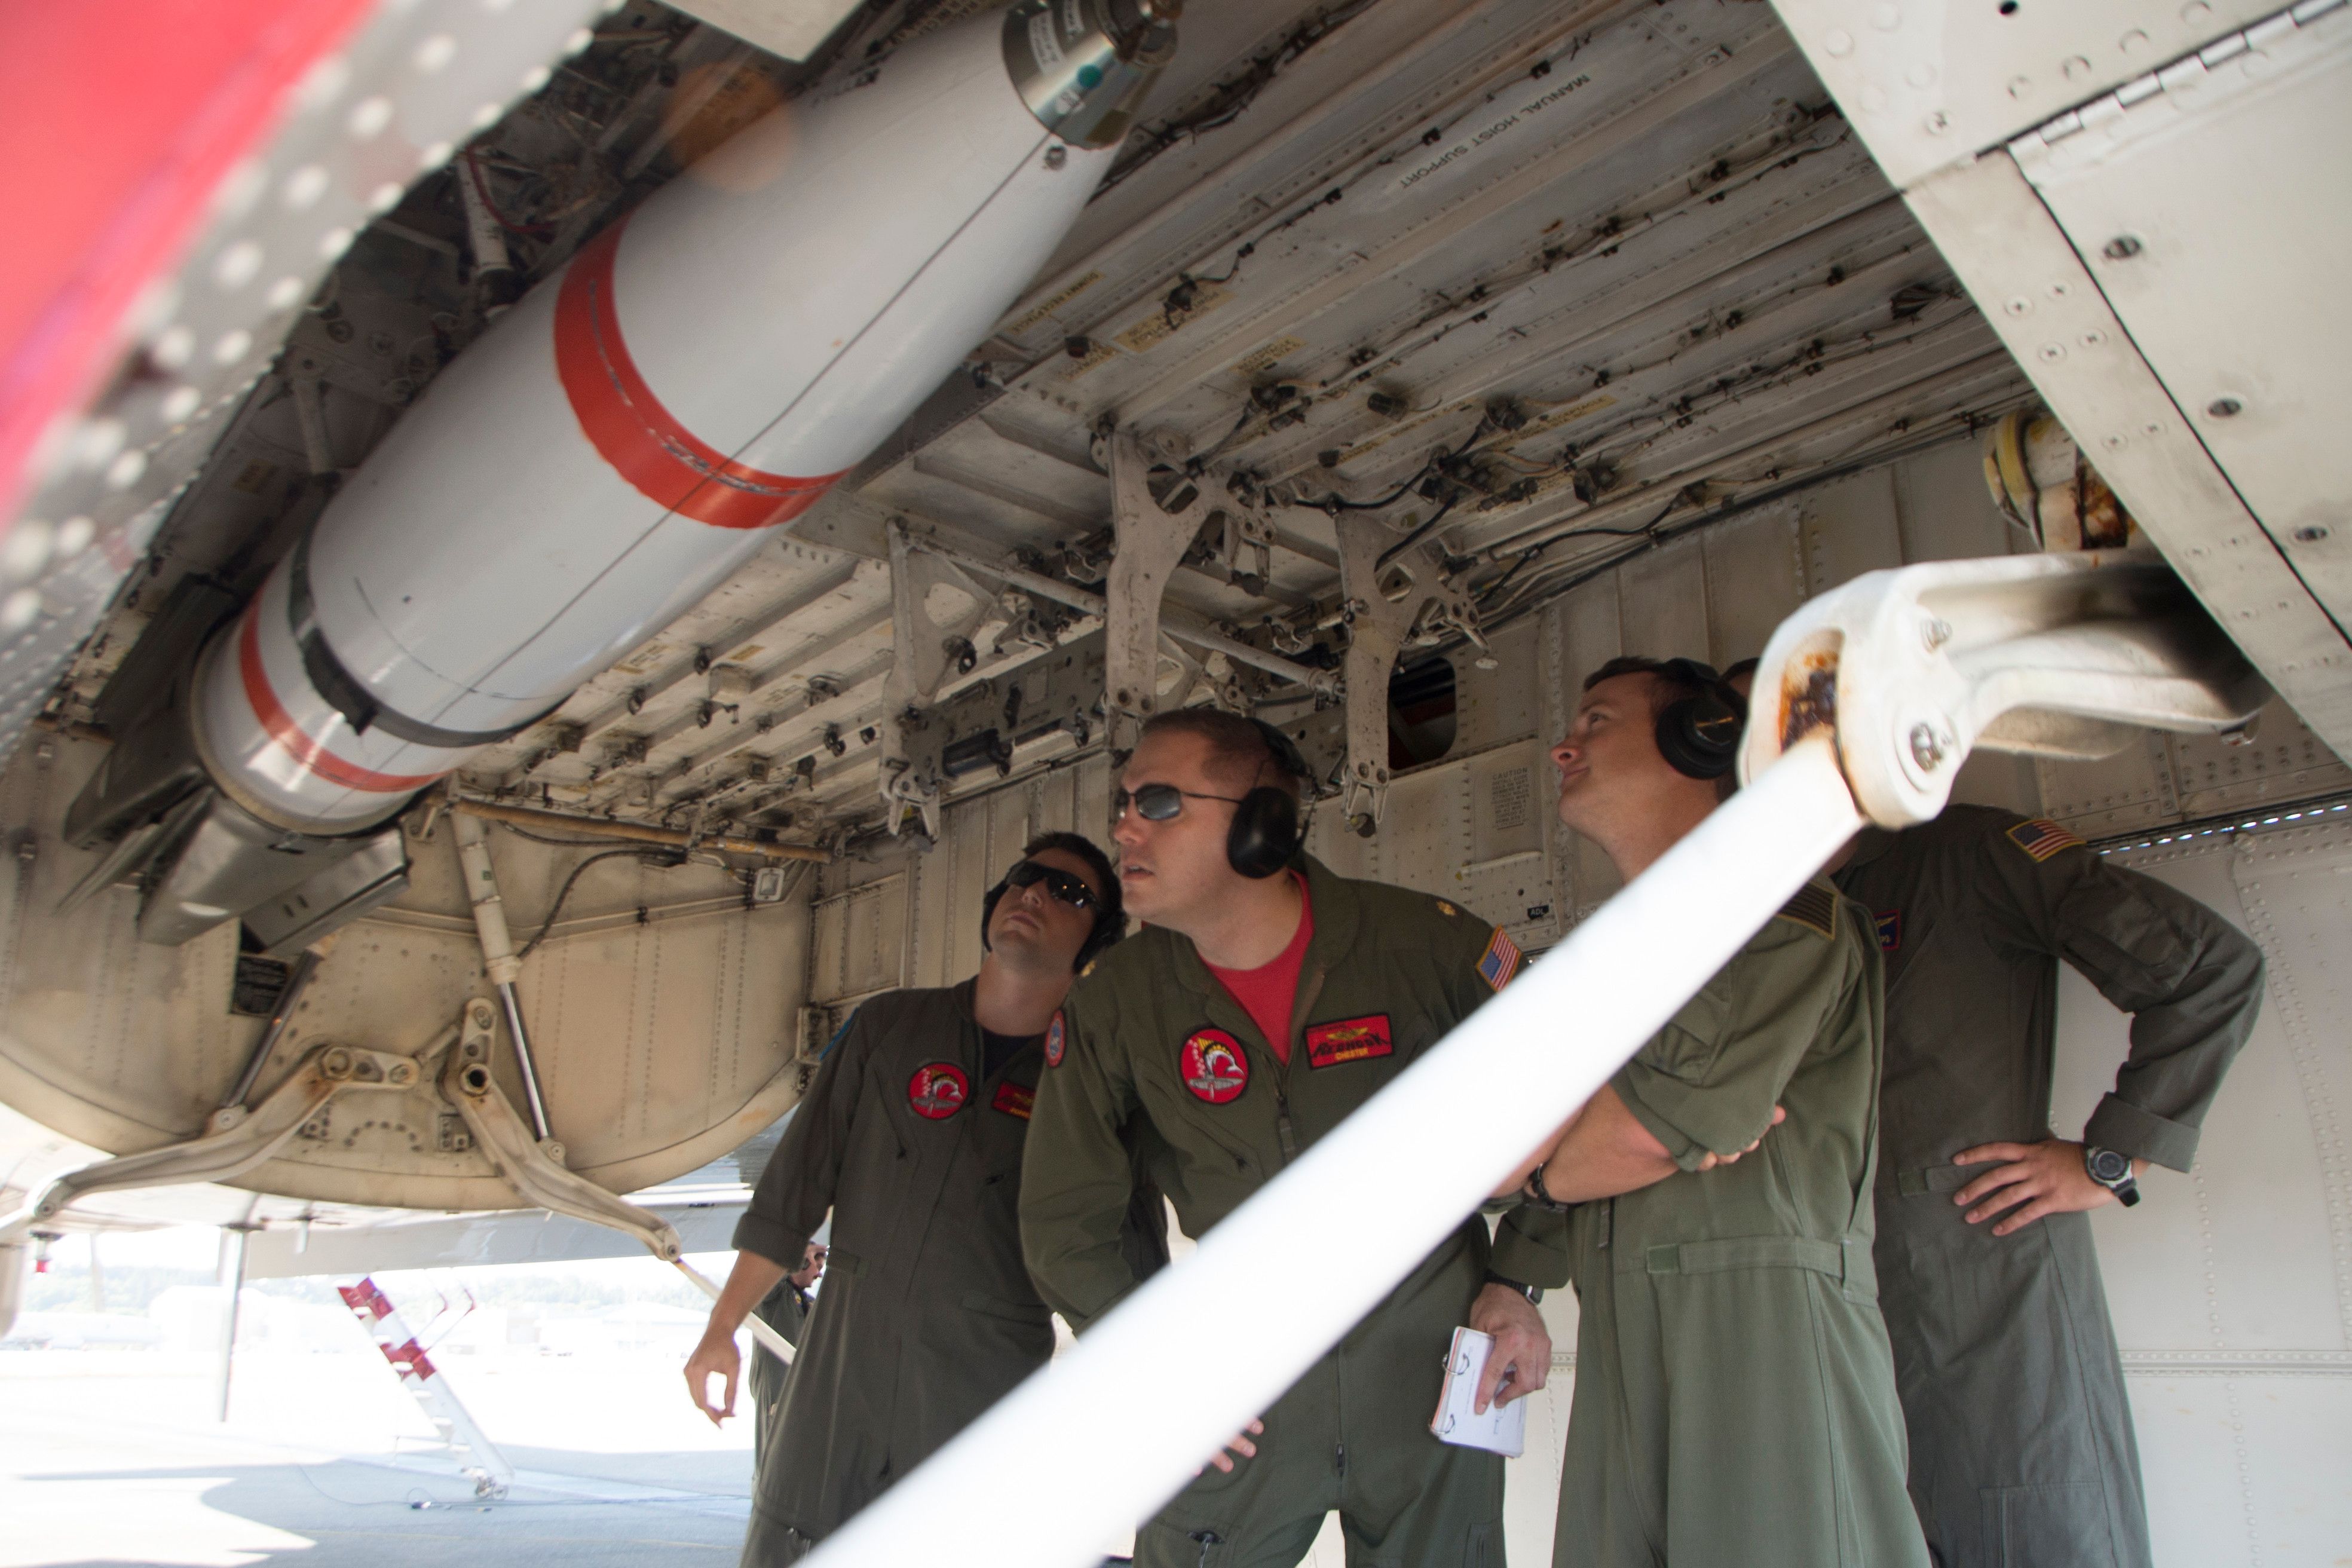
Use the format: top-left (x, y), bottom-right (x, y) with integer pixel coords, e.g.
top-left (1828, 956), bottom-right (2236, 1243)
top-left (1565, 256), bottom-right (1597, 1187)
top-left (554, 216), bottom-right (844, 530)
top-left (237, 608), bottom-right (445, 793)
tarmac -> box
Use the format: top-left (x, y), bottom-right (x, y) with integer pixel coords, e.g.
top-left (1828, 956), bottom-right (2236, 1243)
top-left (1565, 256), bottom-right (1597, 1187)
top-left (1, 1345), bottom-right (755, 1567)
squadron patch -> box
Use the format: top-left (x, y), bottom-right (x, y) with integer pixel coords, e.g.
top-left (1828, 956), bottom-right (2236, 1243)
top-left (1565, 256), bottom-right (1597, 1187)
top-left (1873, 909), bottom-right (1902, 953)
top-left (1305, 1014), bottom-right (1394, 1069)
top-left (2007, 817), bottom-right (2085, 862)
top-left (906, 1062), bottom-right (969, 1119)
top-left (1477, 928), bottom-right (1523, 991)
top-left (991, 1081), bottom-right (1036, 1120)
top-left (1178, 1029), bottom-right (1250, 1104)
top-left (1043, 1010), bottom-right (1067, 1068)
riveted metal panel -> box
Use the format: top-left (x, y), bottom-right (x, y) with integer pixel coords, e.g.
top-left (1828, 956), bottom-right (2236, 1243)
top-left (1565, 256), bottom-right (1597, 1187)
top-left (1616, 534), bottom-right (1711, 661)
top-left (1701, 503), bottom-right (1805, 668)
top-left (1766, 0), bottom-right (2282, 189)
top-left (1798, 463), bottom-right (1907, 595)
top-left (2044, 823), bottom-right (2352, 1563)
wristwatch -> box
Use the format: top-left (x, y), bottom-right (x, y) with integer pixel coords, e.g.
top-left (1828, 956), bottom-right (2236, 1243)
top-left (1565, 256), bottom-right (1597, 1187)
top-left (1483, 1269), bottom-right (1543, 1306)
top-left (2083, 1144), bottom-right (2141, 1208)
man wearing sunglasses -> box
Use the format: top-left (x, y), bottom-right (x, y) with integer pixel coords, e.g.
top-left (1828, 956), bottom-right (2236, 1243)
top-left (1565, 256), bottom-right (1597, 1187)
top-left (1022, 708), bottom-right (1560, 1568)
top-left (686, 832), bottom-right (1162, 1564)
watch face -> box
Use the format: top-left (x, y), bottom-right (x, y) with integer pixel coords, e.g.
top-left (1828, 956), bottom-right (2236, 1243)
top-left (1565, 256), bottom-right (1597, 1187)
top-left (2088, 1147), bottom-right (2131, 1183)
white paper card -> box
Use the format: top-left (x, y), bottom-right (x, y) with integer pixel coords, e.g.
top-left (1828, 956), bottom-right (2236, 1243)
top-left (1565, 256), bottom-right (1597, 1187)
top-left (1429, 1326), bottom-right (1527, 1457)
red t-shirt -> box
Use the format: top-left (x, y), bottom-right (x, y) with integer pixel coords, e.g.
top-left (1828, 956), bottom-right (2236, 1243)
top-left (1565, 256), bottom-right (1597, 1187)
top-left (1202, 875), bottom-right (1314, 1064)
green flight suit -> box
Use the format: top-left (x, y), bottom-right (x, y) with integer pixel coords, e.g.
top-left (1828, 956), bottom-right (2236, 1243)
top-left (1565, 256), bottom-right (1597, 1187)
top-left (749, 1278), bottom-right (810, 1473)
top-left (1835, 806), bottom-right (2262, 1568)
top-left (1023, 856), bottom-right (1558, 1568)
top-left (1541, 879), bottom-right (1927, 1568)
top-left (734, 980), bottom-right (1167, 1563)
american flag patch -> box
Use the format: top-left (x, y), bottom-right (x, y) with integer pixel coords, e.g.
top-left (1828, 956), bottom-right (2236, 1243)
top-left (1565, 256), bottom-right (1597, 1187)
top-left (1477, 928), bottom-right (1523, 991)
top-left (2006, 817), bottom-right (2084, 863)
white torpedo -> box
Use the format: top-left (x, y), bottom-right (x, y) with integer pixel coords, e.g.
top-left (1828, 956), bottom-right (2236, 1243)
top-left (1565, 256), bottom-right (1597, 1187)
top-left (66, 0), bottom-right (1178, 942)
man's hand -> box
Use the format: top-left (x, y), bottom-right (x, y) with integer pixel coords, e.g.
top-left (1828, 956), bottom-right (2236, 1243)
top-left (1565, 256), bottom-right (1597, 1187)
top-left (1201, 1418), bottom-right (1264, 1475)
top-left (1953, 1138), bottom-right (2145, 1236)
top-left (1467, 1282), bottom-right (1551, 1414)
top-left (1696, 1104), bottom-right (1787, 1171)
top-left (684, 1325), bottom-right (742, 1427)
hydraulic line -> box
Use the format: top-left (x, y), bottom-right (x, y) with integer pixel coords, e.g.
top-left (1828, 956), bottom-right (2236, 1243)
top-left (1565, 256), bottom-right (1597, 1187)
top-left (452, 811), bottom-right (552, 1144)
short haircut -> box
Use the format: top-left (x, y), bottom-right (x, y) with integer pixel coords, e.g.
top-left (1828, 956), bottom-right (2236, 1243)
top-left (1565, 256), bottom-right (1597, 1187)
top-left (1582, 655), bottom-right (1721, 719)
top-left (984, 830), bottom-right (1127, 969)
top-left (1136, 708), bottom-right (1303, 799)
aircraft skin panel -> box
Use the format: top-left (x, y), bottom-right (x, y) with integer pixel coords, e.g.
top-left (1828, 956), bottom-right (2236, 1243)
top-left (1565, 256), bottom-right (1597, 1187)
top-left (0, 732), bottom-right (817, 1205)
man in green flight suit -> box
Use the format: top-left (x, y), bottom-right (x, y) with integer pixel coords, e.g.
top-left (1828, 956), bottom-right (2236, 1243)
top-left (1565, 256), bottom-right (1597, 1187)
top-left (684, 832), bottom-right (1159, 1563)
top-left (1833, 806), bottom-right (2263, 1567)
top-left (1507, 657), bottom-right (1927, 1568)
top-left (747, 1241), bottom-right (824, 1472)
top-left (1022, 708), bottom-right (1561, 1568)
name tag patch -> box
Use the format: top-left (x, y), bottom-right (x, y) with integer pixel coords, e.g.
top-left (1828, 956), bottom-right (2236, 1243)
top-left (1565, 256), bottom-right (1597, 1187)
top-left (1179, 1029), bottom-right (1250, 1105)
top-left (1044, 1010), bottom-right (1066, 1068)
top-left (1305, 1014), bottom-right (1394, 1069)
top-left (2006, 817), bottom-right (2084, 862)
top-left (991, 1081), bottom-right (1035, 1120)
top-left (907, 1062), bottom-right (969, 1119)
top-left (1873, 909), bottom-right (1901, 952)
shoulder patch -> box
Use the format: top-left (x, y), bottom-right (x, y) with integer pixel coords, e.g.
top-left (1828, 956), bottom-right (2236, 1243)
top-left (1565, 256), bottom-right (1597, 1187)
top-left (1873, 909), bottom-right (1902, 952)
top-left (1043, 1010), bottom-right (1066, 1068)
top-left (2005, 817), bottom-right (2084, 862)
top-left (1477, 927), bottom-right (1522, 991)
top-left (1773, 883), bottom-right (1838, 940)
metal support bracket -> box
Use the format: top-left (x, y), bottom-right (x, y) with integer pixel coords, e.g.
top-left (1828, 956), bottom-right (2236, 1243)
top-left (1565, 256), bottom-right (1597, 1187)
top-left (1104, 430), bottom-right (1219, 755)
top-left (436, 998), bottom-right (794, 1364)
top-left (1330, 512), bottom-right (1484, 830)
top-left (0, 1040), bottom-right (427, 1245)
top-left (878, 518), bottom-right (1001, 838)
top-left (1741, 547), bottom-right (2270, 826)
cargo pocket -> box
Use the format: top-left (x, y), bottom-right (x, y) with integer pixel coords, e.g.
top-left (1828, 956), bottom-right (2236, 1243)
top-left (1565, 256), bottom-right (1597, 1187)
top-left (1980, 1482), bottom-right (2120, 1568)
top-left (825, 1248), bottom-right (866, 1278)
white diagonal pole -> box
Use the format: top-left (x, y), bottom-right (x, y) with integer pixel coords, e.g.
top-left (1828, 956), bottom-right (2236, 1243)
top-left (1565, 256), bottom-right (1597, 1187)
top-left (811, 736), bottom-right (1863, 1568)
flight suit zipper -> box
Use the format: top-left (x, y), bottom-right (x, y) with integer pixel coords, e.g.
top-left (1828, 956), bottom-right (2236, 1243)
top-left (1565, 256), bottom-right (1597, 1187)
top-left (1272, 961), bottom-right (1329, 1168)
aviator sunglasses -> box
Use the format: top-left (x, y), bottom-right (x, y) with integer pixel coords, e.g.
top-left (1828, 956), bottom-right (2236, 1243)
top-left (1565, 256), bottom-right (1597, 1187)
top-left (1112, 782), bottom-right (1248, 825)
top-left (1004, 859), bottom-right (1100, 912)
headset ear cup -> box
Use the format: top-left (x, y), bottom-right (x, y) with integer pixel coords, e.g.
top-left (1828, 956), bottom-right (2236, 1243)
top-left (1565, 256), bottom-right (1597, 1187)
top-left (1226, 786), bottom-right (1300, 878)
top-left (1655, 697), bottom-right (1741, 780)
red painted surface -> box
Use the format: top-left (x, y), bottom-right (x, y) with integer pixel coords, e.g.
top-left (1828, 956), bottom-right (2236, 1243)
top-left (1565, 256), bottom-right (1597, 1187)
top-left (0, 0), bottom-right (378, 520)
top-left (553, 216), bottom-right (844, 530)
top-left (237, 605), bottom-right (442, 792)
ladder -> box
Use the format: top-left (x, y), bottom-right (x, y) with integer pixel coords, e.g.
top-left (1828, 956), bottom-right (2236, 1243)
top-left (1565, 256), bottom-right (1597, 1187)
top-left (335, 1275), bottom-right (516, 1499)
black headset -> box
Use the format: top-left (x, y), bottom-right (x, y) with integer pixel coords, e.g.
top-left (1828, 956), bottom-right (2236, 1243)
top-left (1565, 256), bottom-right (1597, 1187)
top-left (1226, 719), bottom-right (1310, 879)
top-left (981, 865), bottom-right (1124, 971)
top-left (1650, 658), bottom-right (1746, 781)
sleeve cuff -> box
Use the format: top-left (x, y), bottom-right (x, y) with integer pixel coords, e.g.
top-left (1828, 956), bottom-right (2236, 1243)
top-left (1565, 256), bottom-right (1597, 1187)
top-left (731, 1209), bottom-right (812, 1269)
top-left (2084, 1094), bottom-right (2201, 1172)
top-left (1610, 1062), bottom-right (1712, 1172)
top-left (1490, 1206), bottom-right (1574, 1290)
